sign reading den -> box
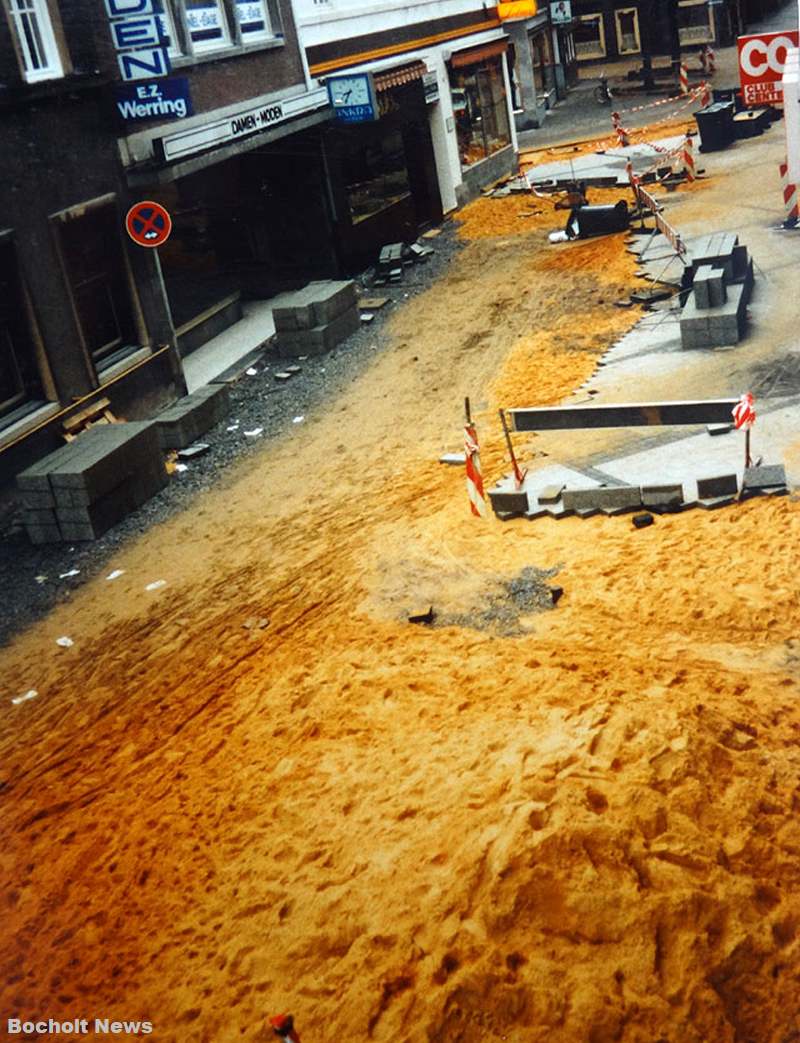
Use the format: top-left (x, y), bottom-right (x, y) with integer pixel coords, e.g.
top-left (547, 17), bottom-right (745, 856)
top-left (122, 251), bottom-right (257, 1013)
top-left (738, 29), bottom-right (800, 106)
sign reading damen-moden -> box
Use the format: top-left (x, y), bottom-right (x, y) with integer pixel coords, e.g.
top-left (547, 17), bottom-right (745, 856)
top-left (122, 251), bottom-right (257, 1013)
top-left (154, 88), bottom-right (328, 162)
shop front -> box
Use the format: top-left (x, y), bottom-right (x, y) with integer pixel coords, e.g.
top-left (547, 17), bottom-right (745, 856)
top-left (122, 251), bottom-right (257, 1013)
top-left (324, 63), bottom-right (443, 271)
top-left (500, 13), bottom-right (562, 131)
top-left (448, 41), bottom-right (516, 195)
top-left (123, 88), bottom-right (335, 355)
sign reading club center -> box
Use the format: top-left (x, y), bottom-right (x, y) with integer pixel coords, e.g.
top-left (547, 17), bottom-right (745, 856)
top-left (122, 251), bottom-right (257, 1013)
top-left (738, 29), bottom-right (800, 106)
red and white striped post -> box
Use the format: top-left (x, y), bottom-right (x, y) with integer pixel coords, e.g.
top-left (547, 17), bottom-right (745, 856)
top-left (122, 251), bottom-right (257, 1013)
top-left (611, 110), bottom-right (630, 147)
top-left (700, 80), bottom-right (711, 108)
top-left (270, 1014), bottom-right (301, 1043)
top-left (464, 397), bottom-right (487, 518)
top-left (682, 134), bottom-right (696, 181)
top-left (780, 158), bottom-right (799, 227)
top-left (706, 45), bottom-right (716, 76)
top-left (679, 61), bottom-right (689, 94)
top-left (732, 393), bottom-right (756, 469)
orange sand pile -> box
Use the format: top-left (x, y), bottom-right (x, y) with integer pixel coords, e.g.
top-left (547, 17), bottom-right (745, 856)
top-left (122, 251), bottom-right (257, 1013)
top-left (3, 153), bottom-right (800, 1043)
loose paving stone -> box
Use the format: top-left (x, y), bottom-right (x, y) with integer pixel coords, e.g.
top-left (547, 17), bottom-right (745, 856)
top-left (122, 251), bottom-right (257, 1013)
top-left (707, 423), bottom-right (733, 436)
top-left (632, 512), bottom-right (655, 528)
top-left (743, 464), bottom-right (786, 489)
top-left (696, 473), bottom-right (739, 498)
top-left (538, 484), bottom-right (565, 504)
top-left (641, 483), bottom-right (683, 508)
top-left (562, 485), bottom-right (642, 511)
top-left (698, 496), bottom-right (737, 510)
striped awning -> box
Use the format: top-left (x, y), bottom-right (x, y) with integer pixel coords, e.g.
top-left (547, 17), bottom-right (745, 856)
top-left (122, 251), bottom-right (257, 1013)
top-left (373, 61), bottom-right (427, 92)
top-left (450, 40), bottom-right (508, 68)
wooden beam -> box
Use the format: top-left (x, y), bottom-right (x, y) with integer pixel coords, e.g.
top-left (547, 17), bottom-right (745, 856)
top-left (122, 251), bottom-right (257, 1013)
top-left (509, 399), bottom-right (739, 432)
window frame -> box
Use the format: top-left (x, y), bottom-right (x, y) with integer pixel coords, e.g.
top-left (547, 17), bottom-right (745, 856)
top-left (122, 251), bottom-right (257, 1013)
top-left (678, 0), bottom-right (714, 45)
top-left (574, 12), bottom-right (606, 59)
top-left (4, 0), bottom-right (66, 83)
top-left (0, 232), bottom-right (48, 420)
top-left (614, 6), bottom-right (641, 55)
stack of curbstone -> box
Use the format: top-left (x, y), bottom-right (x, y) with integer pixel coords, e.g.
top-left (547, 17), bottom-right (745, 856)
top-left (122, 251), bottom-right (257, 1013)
top-left (679, 233), bottom-right (753, 349)
top-left (273, 281), bottom-right (359, 358)
top-left (155, 384), bottom-right (230, 450)
top-left (17, 422), bottom-right (166, 544)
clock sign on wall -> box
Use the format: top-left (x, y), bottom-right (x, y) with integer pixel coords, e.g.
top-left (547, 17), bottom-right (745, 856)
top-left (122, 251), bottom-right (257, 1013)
top-left (326, 72), bottom-right (379, 123)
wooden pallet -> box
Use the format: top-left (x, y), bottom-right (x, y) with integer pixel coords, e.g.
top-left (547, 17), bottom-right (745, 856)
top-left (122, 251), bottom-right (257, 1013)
top-left (63, 397), bottom-right (117, 441)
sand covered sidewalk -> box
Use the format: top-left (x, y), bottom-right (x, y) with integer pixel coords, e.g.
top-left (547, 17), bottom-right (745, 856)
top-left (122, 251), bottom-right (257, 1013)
top-left (2, 124), bottom-right (800, 1043)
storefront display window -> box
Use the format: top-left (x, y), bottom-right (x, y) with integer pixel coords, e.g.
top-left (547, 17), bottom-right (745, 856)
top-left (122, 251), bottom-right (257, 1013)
top-left (343, 127), bottom-right (411, 225)
top-left (0, 240), bottom-right (41, 418)
top-left (530, 31), bottom-right (551, 93)
top-left (574, 13), bottom-right (605, 58)
top-left (678, 0), bottom-right (713, 44)
top-left (449, 56), bottom-right (511, 170)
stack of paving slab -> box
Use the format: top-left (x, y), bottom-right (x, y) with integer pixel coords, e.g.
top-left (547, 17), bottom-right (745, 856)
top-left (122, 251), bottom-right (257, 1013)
top-left (525, 137), bottom-right (685, 190)
top-left (273, 281), bottom-right (359, 358)
top-left (155, 383), bottom-right (230, 449)
top-left (679, 233), bottom-right (754, 349)
top-left (487, 462), bottom-right (786, 521)
top-left (17, 422), bottom-right (166, 544)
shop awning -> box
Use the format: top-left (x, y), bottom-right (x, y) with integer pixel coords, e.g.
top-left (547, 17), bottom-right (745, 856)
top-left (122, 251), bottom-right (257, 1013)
top-left (450, 40), bottom-right (508, 68)
top-left (373, 61), bottom-right (427, 92)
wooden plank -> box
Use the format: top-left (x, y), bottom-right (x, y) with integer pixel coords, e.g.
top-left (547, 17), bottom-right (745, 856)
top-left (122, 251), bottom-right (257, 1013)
top-left (509, 399), bottom-right (740, 432)
top-left (63, 397), bottom-right (112, 434)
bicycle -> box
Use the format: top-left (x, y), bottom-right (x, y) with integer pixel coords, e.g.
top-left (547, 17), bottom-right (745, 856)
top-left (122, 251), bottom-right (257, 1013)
top-left (593, 76), bottom-right (613, 104)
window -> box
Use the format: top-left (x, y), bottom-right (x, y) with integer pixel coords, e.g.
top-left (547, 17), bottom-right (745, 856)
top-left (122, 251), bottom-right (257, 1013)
top-left (530, 31), bottom-right (551, 93)
top-left (155, 2), bottom-right (183, 57)
top-left (235, 0), bottom-right (271, 40)
top-left (343, 127), bottom-right (411, 224)
top-left (184, 0), bottom-right (231, 52)
top-left (0, 241), bottom-right (43, 418)
top-left (58, 205), bottom-right (139, 367)
top-left (574, 13), bottom-right (605, 59)
top-left (678, 0), bottom-right (713, 44)
top-left (5, 0), bottom-right (63, 82)
top-left (450, 56), bottom-right (511, 169)
top-left (614, 7), bottom-right (640, 54)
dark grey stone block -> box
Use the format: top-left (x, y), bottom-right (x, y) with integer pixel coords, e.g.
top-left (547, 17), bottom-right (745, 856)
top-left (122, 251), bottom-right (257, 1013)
top-left (17, 441), bottom-right (83, 492)
top-left (692, 264), bottom-right (713, 309)
top-left (743, 464), bottom-right (786, 489)
top-left (707, 423), bottom-right (732, 436)
top-left (309, 281), bottom-right (358, 325)
top-left (48, 423), bottom-right (160, 500)
top-left (708, 269), bottom-right (727, 307)
top-left (156, 384), bottom-right (230, 449)
top-left (26, 523), bottom-right (62, 545)
top-left (23, 507), bottom-right (57, 526)
top-left (277, 305), bottom-right (360, 358)
top-left (641, 483), bottom-right (683, 507)
top-left (488, 487), bottom-right (529, 514)
top-left (697, 473), bottom-right (738, 498)
top-left (20, 489), bottom-right (55, 509)
top-left (562, 485), bottom-right (641, 511)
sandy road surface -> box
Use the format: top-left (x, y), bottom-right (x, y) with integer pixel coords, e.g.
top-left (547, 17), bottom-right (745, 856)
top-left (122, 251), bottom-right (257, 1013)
top-left (3, 124), bottom-right (800, 1043)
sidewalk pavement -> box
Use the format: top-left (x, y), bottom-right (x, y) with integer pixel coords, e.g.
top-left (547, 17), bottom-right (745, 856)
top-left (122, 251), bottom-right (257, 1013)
top-left (518, 0), bottom-right (799, 152)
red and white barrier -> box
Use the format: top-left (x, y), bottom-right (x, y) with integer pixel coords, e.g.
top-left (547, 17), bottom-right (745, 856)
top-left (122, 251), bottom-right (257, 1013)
top-left (270, 1015), bottom-right (301, 1043)
top-left (611, 110), bottom-right (630, 147)
top-left (706, 45), bottom-right (716, 75)
top-left (682, 134), bottom-right (696, 181)
top-left (780, 158), bottom-right (799, 227)
top-left (732, 392), bottom-right (755, 468)
top-left (679, 62), bottom-right (689, 95)
top-left (700, 80), bottom-right (711, 107)
top-left (464, 422), bottom-right (487, 518)
top-left (636, 185), bottom-right (687, 256)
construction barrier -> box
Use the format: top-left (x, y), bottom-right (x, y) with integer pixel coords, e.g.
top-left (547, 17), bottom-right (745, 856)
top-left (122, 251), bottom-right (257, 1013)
top-left (700, 80), bottom-right (711, 107)
top-left (636, 185), bottom-right (687, 256)
top-left (780, 158), bottom-right (799, 227)
top-left (679, 62), bottom-right (689, 95)
top-left (683, 134), bottom-right (696, 181)
top-left (611, 110), bottom-right (630, 147)
top-left (706, 45), bottom-right (716, 76)
top-left (464, 421), bottom-right (487, 518)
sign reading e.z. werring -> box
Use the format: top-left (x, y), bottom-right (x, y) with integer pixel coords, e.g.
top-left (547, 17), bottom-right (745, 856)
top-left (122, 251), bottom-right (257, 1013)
top-left (114, 77), bottom-right (193, 122)
top-left (738, 29), bottom-right (800, 106)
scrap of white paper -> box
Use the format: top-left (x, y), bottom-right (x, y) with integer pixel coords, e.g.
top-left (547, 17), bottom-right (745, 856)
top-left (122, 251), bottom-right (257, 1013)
top-left (244, 428), bottom-right (263, 438)
top-left (59, 569), bottom-right (80, 579)
top-left (56, 636), bottom-right (74, 648)
top-left (145, 580), bottom-right (167, 591)
top-left (293, 416), bottom-right (304, 424)
top-left (174, 463), bottom-right (188, 473)
top-left (106, 569), bottom-right (125, 581)
top-left (246, 367), bottom-right (258, 376)
top-left (11, 690), bottom-right (38, 706)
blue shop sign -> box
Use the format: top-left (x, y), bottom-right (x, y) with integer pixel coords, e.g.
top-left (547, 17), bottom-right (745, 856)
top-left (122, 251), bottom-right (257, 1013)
top-left (114, 77), bottom-right (193, 121)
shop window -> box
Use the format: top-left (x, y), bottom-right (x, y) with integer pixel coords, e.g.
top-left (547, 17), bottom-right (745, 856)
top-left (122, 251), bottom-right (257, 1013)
top-left (450, 57), bottom-right (512, 170)
top-left (343, 127), bottom-right (411, 224)
top-left (614, 7), bottom-right (640, 54)
top-left (58, 205), bottom-right (139, 367)
top-left (574, 13), bottom-right (605, 58)
top-left (235, 0), bottom-right (271, 40)
top-left (183, 0), bottom-right (232, 52)
top-left (4, 0), bottom-right (65, 82)
top-left (530, 31), bottom-right (551, 94)
top-left (155, 2), bottom-right (183, 57)
top-left (678, 0), bottom-right (713, 44)
top-left (0, 241), bottom-right (42, 419)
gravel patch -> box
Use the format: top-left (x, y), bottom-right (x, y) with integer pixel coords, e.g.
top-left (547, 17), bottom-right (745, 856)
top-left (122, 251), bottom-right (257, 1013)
top-left (433, 565), bottom-right (563, 637)
top-left (0, 226), bottom-right (463, 649)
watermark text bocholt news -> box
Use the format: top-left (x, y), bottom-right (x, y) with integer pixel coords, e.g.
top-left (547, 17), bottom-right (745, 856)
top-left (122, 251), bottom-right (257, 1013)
top-left (7, 1018), bottom-right (153, 1035)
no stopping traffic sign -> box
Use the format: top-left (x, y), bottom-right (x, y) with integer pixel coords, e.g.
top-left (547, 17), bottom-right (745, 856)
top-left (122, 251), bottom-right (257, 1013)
top-left (125, 201), bottom-right (172, 248)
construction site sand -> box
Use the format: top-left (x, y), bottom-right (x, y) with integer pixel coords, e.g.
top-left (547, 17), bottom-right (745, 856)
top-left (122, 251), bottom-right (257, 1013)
top-left (2, 134), bottom-right (800, 1043)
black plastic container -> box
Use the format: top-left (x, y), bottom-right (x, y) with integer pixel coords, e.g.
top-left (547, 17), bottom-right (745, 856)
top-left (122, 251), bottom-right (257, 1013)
top-left (695, 101), bottom-right (736, 152)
